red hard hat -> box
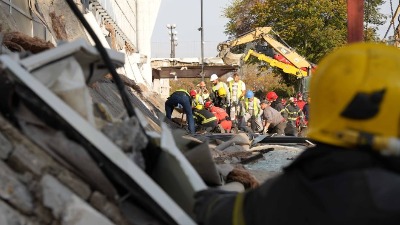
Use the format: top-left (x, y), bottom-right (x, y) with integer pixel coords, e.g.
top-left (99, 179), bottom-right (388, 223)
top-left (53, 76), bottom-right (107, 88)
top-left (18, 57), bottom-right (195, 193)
top-left (190, 90), bottom-right (197, 96)
top-left (204, 101), bottom-right (213, 109)
top-left (266, 91), bottom-right (278, 101)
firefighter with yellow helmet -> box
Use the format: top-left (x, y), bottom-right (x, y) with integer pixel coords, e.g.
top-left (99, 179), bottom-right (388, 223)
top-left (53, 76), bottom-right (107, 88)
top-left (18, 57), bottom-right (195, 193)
top-left (210, 74), bottom-right (230, 109)
top-left (194, 43), bottom-right (400, 224)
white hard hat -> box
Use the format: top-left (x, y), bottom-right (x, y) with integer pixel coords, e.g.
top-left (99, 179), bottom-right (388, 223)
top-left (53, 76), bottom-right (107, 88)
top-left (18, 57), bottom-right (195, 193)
top-left (227, 76), bottom-right (233, 82)
top-left (210, 74), bottom-right (218, 81)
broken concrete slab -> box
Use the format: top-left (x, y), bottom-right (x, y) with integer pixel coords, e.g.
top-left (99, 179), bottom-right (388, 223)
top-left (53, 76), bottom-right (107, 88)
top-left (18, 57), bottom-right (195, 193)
top-left (0, 160), bottom-right (33, 214)
top-left (40, 174), bottom-right (116, 225)
top-left (0, 199), bottom-right (37, 225)
top-left (0, 133), bottom-right (13, 160)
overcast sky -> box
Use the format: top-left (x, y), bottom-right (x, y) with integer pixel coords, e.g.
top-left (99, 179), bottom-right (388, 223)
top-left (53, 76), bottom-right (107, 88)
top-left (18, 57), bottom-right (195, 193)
top-left (151, 1), bottom-right (397, 59)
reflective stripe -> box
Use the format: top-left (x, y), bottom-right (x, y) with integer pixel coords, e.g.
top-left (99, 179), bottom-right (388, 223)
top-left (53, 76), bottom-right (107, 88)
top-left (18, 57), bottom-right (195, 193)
top-left (194, 111), bottom-right (217, 124)
top-left (233, 193), bottom-right (246, 225)
top-left (174, 89), bottom-right (190, 96)
top-left (245, 98), bottom-right (260, 116)
top-left (192, 94), bottom-right (202, 107)
top-left (203, 117), bottom-right (217, 124)
top-left (229, 80), bottom-right (244, 99)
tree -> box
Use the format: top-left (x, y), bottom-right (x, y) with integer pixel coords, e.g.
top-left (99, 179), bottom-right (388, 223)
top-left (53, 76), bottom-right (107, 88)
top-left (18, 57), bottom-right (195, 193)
top-left (364, 0), bottom-right (387, 41)
top-left (223, 0), bottom-right (386, 93)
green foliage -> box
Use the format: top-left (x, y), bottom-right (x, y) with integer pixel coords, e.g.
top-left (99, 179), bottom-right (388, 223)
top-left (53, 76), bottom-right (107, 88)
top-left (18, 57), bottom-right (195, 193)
top-left (223, 0), bottom-right (386, 92)
top-left (364, 0), bottom-right (387, 41)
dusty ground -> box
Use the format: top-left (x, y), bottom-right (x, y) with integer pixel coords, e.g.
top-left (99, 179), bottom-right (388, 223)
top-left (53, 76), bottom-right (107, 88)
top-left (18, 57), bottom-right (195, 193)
top-left (242, 145), bottom-right (306, 183)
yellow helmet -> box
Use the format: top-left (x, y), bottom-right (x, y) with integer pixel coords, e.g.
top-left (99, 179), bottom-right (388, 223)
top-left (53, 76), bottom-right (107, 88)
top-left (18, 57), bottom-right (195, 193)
top-left (217, 87), bottom-right (227, 97)
top-left (195, 104), bottom-right (204, 110)
top-left (308, 43), bottom-right (400, 153)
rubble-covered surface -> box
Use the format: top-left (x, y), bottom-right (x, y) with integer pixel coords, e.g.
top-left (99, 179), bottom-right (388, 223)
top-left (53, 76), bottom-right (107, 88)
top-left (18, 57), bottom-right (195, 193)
top-left (244, 145), bottom-right (306, 182)
top-left (0, 2), bottom-right (312, 223)
top-left (0, 115), bottom-right (129, 225)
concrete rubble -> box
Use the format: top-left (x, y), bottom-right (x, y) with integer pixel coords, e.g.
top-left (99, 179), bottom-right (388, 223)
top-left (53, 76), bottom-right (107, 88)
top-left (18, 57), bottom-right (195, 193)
top-left (0, 3), bottom-right (307, 225)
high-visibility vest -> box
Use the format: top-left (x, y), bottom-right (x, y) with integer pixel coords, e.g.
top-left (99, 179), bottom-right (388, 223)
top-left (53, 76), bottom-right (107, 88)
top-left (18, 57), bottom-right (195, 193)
top-left (212, 82), bottom-right (228, 94)
top-left (173, 89), bottom-right (190, 96)
top-left (244, 97), bottom-right (260, 116)
top-left (191, 94), bottom-right (203, 107)
top-left (229, 80), bottom-right (244, 100)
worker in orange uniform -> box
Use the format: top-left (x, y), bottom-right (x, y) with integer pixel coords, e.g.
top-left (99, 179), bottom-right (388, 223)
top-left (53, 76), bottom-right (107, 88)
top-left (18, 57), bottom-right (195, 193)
top-left (194, 43), bottom-right (400, 225)
top-left (204, 101), bottom-right (232, 133)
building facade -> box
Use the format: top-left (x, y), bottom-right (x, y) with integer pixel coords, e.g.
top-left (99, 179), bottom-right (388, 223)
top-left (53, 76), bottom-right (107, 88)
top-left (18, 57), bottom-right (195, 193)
top-left (0, 0), bottom-right (162, 92)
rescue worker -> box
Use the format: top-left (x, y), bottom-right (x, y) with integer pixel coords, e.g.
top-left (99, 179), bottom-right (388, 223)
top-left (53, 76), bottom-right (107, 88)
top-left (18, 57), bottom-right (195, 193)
top-left (281, 98), bottom-right (287, 106)
top-left (295, 92), bottom-right (306, 110)
top-left (194, 43), bottom-right (400, 225)
top-left (239, 90), bottom-right (262, 133)
top-left (196, 81), bottom-right (210, 101)
top-left (192, 104), bottom-right (218, 133)
top-left (284, 97), bottom-right (302, 136)
top-left (266, 91), bottom-right (286, 117)
top-left (299, 96), bottom-right (311, 137)
top-left (260, 100), bottom-right (286, 136)
top-left (204, 101), bottom-right (232, 133)
top-left (302, 96), bottom-right (310, 122)
top-left (190, 90), bottom-right (204, 108)
top-left (210, 74), bottom-right (230, 109)
top-left (165, 89), bottom-right (195, 134)
top-left (228, 73), bottom-right (246, 121)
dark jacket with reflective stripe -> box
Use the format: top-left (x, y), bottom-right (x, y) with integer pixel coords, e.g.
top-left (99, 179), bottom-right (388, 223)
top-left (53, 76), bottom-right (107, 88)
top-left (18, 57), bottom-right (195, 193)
top-left (193, 109), bottom-right (217, 127)
top-left (198, 144), bottom-right (400, 225)
top-left (284, 102), bottom-right (301, 121)
top-left (271, 101), bottom-right (286, 118)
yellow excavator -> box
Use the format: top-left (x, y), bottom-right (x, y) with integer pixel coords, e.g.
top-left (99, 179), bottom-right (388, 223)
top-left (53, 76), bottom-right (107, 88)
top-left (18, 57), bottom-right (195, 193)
top-left (217, 27), bottom-right (316, 79)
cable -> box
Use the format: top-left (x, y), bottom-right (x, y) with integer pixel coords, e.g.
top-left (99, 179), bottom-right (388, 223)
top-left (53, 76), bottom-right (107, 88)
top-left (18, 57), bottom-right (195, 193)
top-left (65, 0), bottom-right (162, 176)
top-left (383, 0), bottom-right (398, 39)
top-left (65, 0), bottom-right (135, 117)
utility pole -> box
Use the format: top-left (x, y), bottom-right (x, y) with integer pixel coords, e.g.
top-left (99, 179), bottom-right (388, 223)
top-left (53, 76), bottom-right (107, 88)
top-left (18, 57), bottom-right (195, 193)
top-left (167, 24), bottom-right (178, 58)
top-left (199, 0), bottom-right (205, 81)
top-left (347, 0), bottom-right (364, 43)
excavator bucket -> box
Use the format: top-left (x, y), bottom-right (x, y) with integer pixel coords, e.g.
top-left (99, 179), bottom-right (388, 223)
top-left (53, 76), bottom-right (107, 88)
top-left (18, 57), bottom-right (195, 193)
top-left (217, 27), bottom-right (314, 78)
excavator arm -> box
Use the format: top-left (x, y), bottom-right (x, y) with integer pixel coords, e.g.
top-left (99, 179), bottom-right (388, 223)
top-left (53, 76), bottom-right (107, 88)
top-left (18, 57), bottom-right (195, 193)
top-left (243, 49), bottom-right (308, 78)
top-left (218, 27), bottom-right (315, 78)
